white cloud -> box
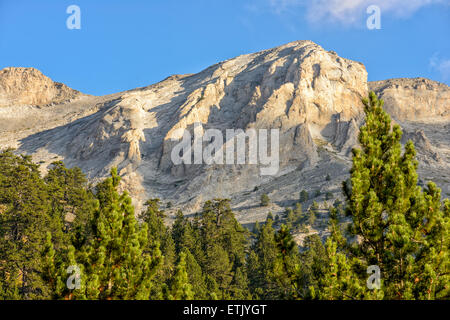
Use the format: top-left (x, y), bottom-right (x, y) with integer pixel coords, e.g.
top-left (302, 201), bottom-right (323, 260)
top-left (430, 53), bottom-right (450, 80)
top-left (267, 0), bottom-right (445, 25)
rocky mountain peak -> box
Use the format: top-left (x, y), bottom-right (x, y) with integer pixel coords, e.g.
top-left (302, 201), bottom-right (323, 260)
top-left (0, 41), bottom-right (448, 223)
top-left (369, 77), bottom-right (450, 122)
top-left (0, 67), bottom-right (82, 107)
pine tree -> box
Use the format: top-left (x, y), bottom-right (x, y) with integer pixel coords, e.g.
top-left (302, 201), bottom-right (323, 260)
top-left (261, 194), bottom-right (270, 207)
top-left (197, 199), bottom-right (249, 299)
top-left (297, 234), bottom-right (328, 298)
top-left (172, 210), bottom-right (204, 271)
top-left (253, 221), bottom-right (261, 234)
top-left (0, 150), bottom-right (56, 299)
top-left (182, 249), bottom-right (207, 299)
top-left (294, 203), bottom-right (303, 226)
top-left (318, 239), bottom-right (369, 300)
top-left (285, 208), bottom-right (295, 229)
top-left (44, 161), bottom-right (97, 249)
top-left (333, 91), bottom-right (449, 299)
top-left (230, 266), bottom-right (251, 299)
top-left (139, 199), bottom-right (175, 298)
top-left (273, 224), bottom-right (300, 299)
top-left (307, 206), bottom-right (317, 226)
top-left (58, 168), bottom-right (162, 300)
top-left (139, 199), bottom-right (166, 245)
top-left (247, 219), bottom-right (278, 299)
top-left (167, 252), bottom-right (194, 300)
top-left (300, 190), bottom-right (309, 203)
top-left (172, 210), bottom-right (186, 254)
top-left (248, 219), bottom-right (283, 299)
top-left (162, 234), bottom-right (176, 279)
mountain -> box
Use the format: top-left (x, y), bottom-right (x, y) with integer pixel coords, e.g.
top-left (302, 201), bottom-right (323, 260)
top-left (0, 41), bottom-right (449, 234)
top-left (0, 67), bottom-right (82, 107)
top-left (369, 77), bottom-right (449, 121)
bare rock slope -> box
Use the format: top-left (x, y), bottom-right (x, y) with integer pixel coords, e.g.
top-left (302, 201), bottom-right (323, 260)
top-left (0, 41), bottom-right (449, 229)
top-left (0, 67), bottom-right (83, 107)
top-left (369, 77), bottom-right (449, 122)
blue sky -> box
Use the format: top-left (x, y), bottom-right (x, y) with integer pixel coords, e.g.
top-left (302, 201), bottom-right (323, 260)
top-left (0, 0), bottom-right (449, 95)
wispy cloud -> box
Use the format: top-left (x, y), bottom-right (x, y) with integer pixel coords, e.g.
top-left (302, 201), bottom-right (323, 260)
top-left (268, 0), bottom-right (303, 15)
top-left (267, 0), bottom-right (445, 26)
top-left (430, 53), bottom-right (450, 80)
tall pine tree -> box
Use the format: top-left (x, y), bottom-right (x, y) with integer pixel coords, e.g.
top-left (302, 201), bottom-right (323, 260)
top-left (332, 91), bottom-right (449, 299)
top-left (53, 168), bottom-right (162, 300)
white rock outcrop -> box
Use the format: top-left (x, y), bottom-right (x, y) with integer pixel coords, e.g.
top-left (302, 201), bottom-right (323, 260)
top-left (0, 41), bottom-right (448, 223)
top-left (0, 67), bottom-right (82, 107)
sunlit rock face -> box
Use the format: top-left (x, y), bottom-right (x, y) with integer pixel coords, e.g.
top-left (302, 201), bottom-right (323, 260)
top-left (0, 67), bottom-right (82, 107)
top-left (369, 77), bottom-right (450, 122)
top-left (0, 41), bottom-right (448, 226)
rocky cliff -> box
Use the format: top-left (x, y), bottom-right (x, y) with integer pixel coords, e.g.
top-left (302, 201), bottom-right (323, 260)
top-left (369, 77), bottom-right (449, 122)
top-left (0, 41), bottom-right (448, 230)
top-left (0, 67), bottom-right (82, 107)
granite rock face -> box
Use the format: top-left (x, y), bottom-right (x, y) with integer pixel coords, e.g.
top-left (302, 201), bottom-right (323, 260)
top-left (0, 67), bottom-right (82, 107)
top-left (0, 41), bottom-right (448, 227)
top-left (369, 77), bottom-right (450, 122)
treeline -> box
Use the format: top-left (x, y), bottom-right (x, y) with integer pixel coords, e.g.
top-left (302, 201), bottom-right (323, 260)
top-left (0, 92), bottom-right (448, 300)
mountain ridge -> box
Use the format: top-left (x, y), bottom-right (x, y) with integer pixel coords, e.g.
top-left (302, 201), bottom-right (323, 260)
top-left (0, 41), bottom-right (449, 229)
top-left (0, 66), bottom-right (84, 108)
